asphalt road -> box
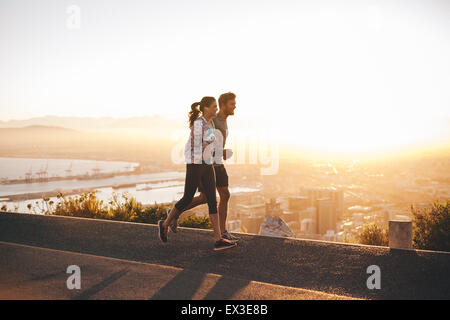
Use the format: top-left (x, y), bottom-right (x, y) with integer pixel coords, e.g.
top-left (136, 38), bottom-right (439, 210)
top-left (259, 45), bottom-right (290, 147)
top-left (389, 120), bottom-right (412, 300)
top-left (0, 241), bottom-right (354, 300)
top-left (0, 212), bottom-right (449, 299)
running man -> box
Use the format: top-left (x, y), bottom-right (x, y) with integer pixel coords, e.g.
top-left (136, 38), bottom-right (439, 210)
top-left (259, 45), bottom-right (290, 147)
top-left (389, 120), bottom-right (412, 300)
top-left (168, 92), bottom-right (239, 243)
top-left (159, 96), bottom-right (236, 251)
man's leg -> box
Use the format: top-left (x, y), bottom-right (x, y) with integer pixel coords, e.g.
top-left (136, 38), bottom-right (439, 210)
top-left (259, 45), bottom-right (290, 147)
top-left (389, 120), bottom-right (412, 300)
top-left (217, 186), bottom-right (230, 233)
top-left (214, 165), bottom-right (239, 241)
top-left (213, 164), bottom-right (230, 234)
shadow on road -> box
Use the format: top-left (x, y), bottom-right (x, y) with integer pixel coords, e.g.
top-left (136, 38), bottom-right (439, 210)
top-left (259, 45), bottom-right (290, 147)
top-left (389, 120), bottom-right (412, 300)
top-left (149, 251), bottom-right (251, 300)
top-left (75, 269), bottom-right (129, 300)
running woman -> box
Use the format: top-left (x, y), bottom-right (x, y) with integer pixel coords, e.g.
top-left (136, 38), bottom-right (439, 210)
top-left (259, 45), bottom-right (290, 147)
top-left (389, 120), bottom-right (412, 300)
top-left (158, 96), bottom-right (236, 251)
top-left (168, 92), bottom-right (240, 243)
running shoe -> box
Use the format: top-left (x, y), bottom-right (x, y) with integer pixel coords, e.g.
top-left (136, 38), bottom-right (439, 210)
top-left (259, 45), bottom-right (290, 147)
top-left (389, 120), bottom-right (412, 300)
top-left (214, 238), bottom-right (237, 251)
top-left (158, 220), bottom-right (168, 243)
top-left (167, 209), bottom-right (179, 233)
top-left (222, 230), bottom-right (240, 243)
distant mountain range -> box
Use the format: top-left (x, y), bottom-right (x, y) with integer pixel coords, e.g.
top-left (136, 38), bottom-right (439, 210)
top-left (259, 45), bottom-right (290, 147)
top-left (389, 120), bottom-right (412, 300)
top-left (0, 119), bottom-right (178, 163)
top-left (0, 124), bottom-right (79, 132)
top-left (0, 115), bottom-right (185, 132)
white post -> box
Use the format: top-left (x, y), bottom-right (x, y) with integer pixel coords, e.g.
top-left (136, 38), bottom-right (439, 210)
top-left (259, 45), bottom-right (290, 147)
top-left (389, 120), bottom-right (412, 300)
top-left (389, 220), bottom-right (413, 249)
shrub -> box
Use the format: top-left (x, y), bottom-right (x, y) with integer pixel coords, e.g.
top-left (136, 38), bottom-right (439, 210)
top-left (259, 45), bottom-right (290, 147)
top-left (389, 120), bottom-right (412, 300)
top-left (412, 200), bottom-right (450, 252)
top-left (108, 192), bottom-right (143, 222)
top-left (50, 191), bottom-right (109, 219)
top-left (46, 191), bottom-right (169, 224)
top-left (179, 214), bottom-right (212, 229)
top-left (6, 191), bottom-right (213, 231)
top-left (134, 203), bottom-right (169, 224)
top-left (21, 191), bottom-right (213, 231)
top-left (357, 223), bottom-right (388, 246)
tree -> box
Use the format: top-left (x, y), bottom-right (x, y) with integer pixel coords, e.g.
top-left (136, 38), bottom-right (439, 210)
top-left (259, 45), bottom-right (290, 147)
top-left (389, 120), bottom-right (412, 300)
top-left (412, 200), bottom-right (450, 252)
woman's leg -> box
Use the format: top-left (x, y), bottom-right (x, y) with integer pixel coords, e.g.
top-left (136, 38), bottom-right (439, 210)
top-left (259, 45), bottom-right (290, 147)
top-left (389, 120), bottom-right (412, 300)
top-left (173, 179), bottom-right (208, 218)
top-left (171, 192), bottom-right (207, 222)
top-left (180, 193), bottom-right (207, 212)
top-left (163, 164), bottom-right (200, 228)
top-left (200, 164), bottom-right (221, 241)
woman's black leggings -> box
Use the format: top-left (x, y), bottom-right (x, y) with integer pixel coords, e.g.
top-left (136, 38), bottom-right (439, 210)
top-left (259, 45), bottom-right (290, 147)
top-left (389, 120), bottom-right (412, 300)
top-left (175, 163), bottom-right (217, 215)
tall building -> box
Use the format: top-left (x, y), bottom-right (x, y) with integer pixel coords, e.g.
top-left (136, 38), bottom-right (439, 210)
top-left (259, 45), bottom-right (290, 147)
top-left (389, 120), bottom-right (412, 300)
top-left (300, 186), bottom-right (344, 219)
top-left (315, 198), bottom-right (337, 235)
top-left (298, 207), bottom-right (316, 221)
top-left (229, 192), bottom-right (258, 219)
top-left (301, 187), bottom-right (330, 207)
top-left (330, 188), bottom-right (344, 219)
top-left (288, 196), bottom-right (310, 211)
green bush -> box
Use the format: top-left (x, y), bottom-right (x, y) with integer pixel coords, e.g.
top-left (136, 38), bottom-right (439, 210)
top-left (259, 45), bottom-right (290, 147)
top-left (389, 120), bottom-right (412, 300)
top-left (179, 214), bottom-right (212, 229)
top-left (20, 191), bottom-right (213, 230)
top-left (134, 203), bottom-right (169, 224)
top-left (50, 191), bottom-right (109, 219)
top-left (412, 200), bottom-right (450, 252)
top-left (357, 223), bottom-right (388, 246)
top-left (108, 192), bottom-right (144, 222)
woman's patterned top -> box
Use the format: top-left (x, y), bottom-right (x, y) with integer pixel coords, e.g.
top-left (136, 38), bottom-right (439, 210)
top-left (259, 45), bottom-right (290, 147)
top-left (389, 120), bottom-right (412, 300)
top-left (184, 116), bottom-right (216, 164)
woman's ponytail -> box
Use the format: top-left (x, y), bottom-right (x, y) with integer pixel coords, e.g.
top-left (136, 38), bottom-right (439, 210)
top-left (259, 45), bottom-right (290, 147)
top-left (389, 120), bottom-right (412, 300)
top-left (188, 102), bottom-right (201, 127)
top-left (187, 96), bottom-right (216, 127)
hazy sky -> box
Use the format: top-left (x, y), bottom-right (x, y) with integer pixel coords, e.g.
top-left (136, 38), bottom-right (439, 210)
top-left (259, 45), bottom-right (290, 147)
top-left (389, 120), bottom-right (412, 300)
top-left (1, 0), bottom-right (449, 154)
